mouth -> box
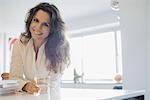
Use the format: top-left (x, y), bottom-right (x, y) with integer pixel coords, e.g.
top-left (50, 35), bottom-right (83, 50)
top-left (36, 33), bottom-right (43, 35)
top-left (32, 28), bottom-right (43, 35)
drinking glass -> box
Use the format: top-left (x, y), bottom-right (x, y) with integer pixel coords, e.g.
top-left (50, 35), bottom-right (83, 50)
top-left (34, 74), bottom-right (50, 95)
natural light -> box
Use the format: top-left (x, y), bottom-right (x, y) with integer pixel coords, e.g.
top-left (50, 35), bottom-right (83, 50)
top-left (62, 31), bottom-right (122, 83)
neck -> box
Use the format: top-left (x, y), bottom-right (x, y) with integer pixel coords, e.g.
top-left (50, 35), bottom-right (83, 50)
top-left (33, 39), bottom-right (44, 53)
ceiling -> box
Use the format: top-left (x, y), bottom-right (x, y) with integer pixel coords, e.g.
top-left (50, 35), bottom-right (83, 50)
top-left (50, 0), bottom-right (112, 20)
top-left (0, 0), bottom-right (112, 20)
top-left (0, 0), bottom-right (113, 33)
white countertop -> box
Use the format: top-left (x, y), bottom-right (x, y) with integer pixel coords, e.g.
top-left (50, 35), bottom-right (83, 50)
top-left (0, 88), bottom-right (145, 100)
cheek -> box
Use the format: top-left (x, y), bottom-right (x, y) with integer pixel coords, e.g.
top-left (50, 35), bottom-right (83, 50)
top-left (43, 31), bottom-right (49, 38)
top-left (42, 28), bottom-right (50, 38)
top-left (29, 24), bottom-right (34, 32)
top-left (29, 25), bottom-right (34, 36)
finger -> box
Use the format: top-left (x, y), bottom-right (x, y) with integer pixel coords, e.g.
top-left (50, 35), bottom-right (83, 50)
top-left (26, 83), bottom-right (36, 93)
top-left (31, 80), bottom-right (36, 84)
top-left (35, 87), bottom-right (40, 93)
top-left (28, 87), bottom-right (36, 94)
top-left (26, 82), bottom-right (40, 94)
top-left (27, 89), bottom-right (34, 94)
top-left (32, 86), bottom-right (40, 93)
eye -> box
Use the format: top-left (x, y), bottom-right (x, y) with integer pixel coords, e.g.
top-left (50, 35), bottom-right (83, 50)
top-left (43, 23), bottom-right (49, 27)
top-left (32, 18), bottom-right (39, 23)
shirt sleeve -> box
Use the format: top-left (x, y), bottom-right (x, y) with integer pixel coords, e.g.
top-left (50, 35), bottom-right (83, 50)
top-left (9, 40), bottom-right (29, 91)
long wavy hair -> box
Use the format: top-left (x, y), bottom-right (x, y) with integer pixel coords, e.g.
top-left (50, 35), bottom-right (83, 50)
top-left (20, 2), bottom-right (70, 73)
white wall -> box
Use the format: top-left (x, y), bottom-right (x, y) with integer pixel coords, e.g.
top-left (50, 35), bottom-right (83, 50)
top-left (66, 11), bottom-right (118, 31)
top-left (148, 0), bottom-right (150, 99)
top-left (0, 34), bottom-right (5, 77)
top-left (120, 0), bottom-right (148, 99)
top-left (0, 0), bottom-right (50, 34)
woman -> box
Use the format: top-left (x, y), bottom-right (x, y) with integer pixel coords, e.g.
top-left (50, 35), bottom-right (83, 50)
top-left (9, 2), bottom-right (70, 100)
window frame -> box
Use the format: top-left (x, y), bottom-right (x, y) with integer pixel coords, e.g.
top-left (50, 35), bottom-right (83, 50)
top-left (62, 22), bottom-right (122, 84)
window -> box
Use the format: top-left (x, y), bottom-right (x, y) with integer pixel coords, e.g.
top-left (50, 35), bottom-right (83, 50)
top-left (4, 33), bottom-right (19, 73)
top-left (62, 30), bottom-right (122, 83)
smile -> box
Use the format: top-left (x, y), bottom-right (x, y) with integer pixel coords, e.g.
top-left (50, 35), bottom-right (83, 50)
top-left (35, 32), bottom-right (43, 35)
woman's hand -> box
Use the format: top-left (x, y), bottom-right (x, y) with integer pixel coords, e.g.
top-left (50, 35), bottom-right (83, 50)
top-left (23, 80), bottom-right (40, 94)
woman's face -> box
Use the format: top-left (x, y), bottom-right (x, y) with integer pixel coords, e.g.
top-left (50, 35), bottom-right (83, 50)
top-left (29, 9), bottom-right (50, 42)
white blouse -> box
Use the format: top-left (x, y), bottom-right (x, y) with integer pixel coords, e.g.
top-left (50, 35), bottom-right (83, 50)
top-left (9, 38), bottom-right (63, 100)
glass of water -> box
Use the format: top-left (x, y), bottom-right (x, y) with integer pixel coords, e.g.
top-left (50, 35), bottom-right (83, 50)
top-left (34, 75), bottom-right (50, 94)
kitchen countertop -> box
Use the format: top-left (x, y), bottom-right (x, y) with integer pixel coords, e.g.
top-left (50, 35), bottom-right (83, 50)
top-left (0, 88), bottom-right (145, 100)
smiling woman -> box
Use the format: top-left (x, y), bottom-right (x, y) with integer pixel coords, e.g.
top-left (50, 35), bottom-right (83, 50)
top-left (9, 2), bottom-right (70, 100)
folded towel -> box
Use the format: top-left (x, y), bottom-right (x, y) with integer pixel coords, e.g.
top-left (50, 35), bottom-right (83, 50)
top-left (0, 80), bottom-right (18, 88)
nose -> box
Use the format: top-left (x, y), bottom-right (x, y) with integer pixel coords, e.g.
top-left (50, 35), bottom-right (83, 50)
top-left (33, 23), bottom-right (42, 34)
top-left (36, 23), bottom-right (42, 31)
